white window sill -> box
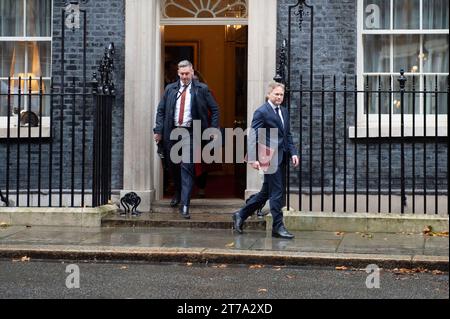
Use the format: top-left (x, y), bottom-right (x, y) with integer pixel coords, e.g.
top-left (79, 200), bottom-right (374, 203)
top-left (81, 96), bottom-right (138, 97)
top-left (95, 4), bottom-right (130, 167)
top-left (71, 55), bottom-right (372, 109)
top-left (349, 125), bottom-right (448, 139)
top-left (0, 117), bottom-right (51, 138)
top-left (0, 126), bottom-right (51, 138)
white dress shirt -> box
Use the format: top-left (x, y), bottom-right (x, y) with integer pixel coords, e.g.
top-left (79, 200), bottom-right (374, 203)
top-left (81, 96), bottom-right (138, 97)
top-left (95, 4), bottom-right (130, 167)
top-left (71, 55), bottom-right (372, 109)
top-left (268, 100), bottom-right (284, 128)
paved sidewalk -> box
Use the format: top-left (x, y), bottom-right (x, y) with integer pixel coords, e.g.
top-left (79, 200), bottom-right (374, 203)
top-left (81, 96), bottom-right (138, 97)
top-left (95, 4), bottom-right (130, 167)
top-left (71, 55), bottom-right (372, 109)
top-left (0, 225), bottom-right (448, 270)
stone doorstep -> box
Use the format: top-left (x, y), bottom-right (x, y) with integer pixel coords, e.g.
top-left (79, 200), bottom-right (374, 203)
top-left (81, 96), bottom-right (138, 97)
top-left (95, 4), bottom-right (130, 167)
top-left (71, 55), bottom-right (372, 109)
top-left (275, 211), bottom-right (450, 233)
top-left (0, 205), bottom-right (117, 228)
top-left (101, 211), bottom-right (266, 230)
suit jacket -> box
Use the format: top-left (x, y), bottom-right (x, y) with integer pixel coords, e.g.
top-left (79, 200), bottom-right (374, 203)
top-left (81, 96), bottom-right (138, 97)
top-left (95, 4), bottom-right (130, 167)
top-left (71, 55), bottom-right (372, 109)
top-left (248, 102), bottom-right (298, 166)
top-left (153, 80), bottom-right (220, 144)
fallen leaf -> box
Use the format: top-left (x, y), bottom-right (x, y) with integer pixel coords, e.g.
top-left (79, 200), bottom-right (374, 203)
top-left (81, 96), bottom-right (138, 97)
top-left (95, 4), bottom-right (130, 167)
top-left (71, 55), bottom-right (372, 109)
top-left (225, 242), bottom-right (235, 248)
top-left (430, 231), bottom-right (449, 237)
top-left (212, 264), bottom-right (228, 269)
top-left (249, 265), bottom-right (264, 269)
top-left (286, 275), bottom-right (296, 279)
top-left (335, 232), bottom-right (344, 236)
top-left (423, 225), bottom-right (433, 235)
top-left (186, 263), bottom-right (193, 267)
top-left (392, 267), bottom-right (429, 275)
top-left (335, 266), bottom-right (349, 271)
top-left (258, 288), bottom-right (268, 293)
top-left (423, 226), bottom-right (448, 237)
top-left (13, 256), bottom-right (31, 262)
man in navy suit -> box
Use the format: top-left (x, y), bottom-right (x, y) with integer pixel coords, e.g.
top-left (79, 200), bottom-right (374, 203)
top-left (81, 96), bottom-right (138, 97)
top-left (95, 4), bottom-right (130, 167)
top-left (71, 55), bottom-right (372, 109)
top-left (233, 82), bottom-right (299, 239)
top-left (154, 60), bottom-right (220, 219)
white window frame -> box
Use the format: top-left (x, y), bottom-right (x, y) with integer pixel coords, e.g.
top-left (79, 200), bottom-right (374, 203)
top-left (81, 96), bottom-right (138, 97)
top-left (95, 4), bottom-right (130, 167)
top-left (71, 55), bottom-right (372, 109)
top-left (0, 0), bottom-right (53, 138)
top-left (352, 0), bottom-right (449, 138)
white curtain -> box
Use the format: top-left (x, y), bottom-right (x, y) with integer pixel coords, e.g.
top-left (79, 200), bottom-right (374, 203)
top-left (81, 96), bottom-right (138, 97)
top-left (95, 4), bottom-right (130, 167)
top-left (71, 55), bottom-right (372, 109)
top-left (0, 42), bottom-right (26, 78)
top-left (26, 0), bottom-right (52, 37)
top-left (393, 0), bottom-right (420, 29)
top-left (0, 0), bottom-right (23, 36)
top-left (423, 0), bottom-right (449, 29)
top-left (424, 35), bottom-right (449, 73)
top-left (364, 35), bottom-right (390, 73)
top-left (393, 35), bottom-right (420, 73)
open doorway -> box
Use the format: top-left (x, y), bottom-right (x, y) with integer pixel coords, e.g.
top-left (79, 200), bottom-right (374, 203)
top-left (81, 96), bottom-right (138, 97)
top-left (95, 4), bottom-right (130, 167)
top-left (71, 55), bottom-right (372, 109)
top-left (162, 25), bottom-right (248, 199)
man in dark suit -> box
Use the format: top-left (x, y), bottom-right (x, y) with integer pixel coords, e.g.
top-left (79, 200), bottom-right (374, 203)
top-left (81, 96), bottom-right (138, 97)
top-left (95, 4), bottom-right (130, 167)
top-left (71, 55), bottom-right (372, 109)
top-left (233, 82), bottom-right (299, 239)
top-left (154, 60), bottom-right (219, 219)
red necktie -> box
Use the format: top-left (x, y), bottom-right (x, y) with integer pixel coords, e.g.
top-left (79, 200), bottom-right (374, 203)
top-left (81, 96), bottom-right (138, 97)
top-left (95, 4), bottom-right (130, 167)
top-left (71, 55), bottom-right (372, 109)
top-left (178, 85), bottom-right (188, 125)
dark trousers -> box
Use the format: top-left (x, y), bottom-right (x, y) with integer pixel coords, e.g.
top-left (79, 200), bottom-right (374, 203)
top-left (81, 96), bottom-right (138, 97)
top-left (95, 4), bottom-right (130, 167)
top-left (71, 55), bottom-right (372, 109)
top-left (239, 155), bottom-right (287, 230)
top-left (167, 129), bottom-right (195, 206)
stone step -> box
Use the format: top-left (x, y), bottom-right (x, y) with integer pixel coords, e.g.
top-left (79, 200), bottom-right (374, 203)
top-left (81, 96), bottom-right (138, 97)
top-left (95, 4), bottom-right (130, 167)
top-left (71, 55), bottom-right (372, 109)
top-left (103, 199), bottom-right (266, 230)
top-left (101, 211), bottom-right (266, 230)
top-left (149, 199), bottom-right (245, 214)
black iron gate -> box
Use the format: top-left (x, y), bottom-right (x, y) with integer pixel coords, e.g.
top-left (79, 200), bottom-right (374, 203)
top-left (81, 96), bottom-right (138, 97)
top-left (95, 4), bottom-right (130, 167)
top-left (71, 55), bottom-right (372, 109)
top-left (276, 0), bottom-right (449, 215)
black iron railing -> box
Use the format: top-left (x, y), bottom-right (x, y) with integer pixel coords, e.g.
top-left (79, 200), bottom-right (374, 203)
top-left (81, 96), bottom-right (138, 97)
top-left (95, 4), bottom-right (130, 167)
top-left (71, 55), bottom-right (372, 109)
top-left (91, 43), bottom-right (116, 207)
top-left (276, 0), bottom-right (448, 215)
top-left (0, 43), bottom-right (115, 208)
top-left (283, 71), bottom-right (449, 215)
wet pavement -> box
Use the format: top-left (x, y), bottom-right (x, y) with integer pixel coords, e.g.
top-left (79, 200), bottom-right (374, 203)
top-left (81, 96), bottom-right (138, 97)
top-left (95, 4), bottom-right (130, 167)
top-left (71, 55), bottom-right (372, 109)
top-left (0, 225), bottom-right (448, 270)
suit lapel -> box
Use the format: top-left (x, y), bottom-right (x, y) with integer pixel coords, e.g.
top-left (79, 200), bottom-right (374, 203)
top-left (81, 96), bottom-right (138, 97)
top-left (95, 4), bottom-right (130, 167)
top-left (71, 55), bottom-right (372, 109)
top-left (190, 81), bottom-right (197, 115)
top-left (281, 107), bottom-right (288, 132)
top-left (265, 103), bottom-right (284, 132)
top-left (169, 84), bottom-right (179, 119)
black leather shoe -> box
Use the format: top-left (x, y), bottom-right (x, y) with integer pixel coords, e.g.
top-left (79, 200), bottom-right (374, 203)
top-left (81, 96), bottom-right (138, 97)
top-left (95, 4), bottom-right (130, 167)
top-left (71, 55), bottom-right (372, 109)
top-left (179, 205), bottom-right (191, 219)
top-left (232, 212), bottom-right (244, 234)
top-left (170, 196), bottom-right (180, 208)
top-left (272, 226), bottom-right (295, 239)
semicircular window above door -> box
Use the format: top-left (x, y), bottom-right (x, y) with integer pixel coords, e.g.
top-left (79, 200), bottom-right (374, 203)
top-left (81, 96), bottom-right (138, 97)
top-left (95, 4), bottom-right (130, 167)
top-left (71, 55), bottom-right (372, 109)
top-left (162, 0), bottom-right (247, 19)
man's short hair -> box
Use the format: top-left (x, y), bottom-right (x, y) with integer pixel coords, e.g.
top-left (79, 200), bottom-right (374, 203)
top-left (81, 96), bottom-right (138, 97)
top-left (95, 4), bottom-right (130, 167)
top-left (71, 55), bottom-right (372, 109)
top-left (266, 81), bottom-right (285, 96)
top-left (178, 60), bottom-right (193, 69)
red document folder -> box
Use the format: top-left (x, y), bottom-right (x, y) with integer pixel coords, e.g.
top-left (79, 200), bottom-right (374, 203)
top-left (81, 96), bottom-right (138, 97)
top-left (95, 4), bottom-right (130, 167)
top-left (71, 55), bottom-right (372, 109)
top-left (245, 143), bottom-right (275, 172)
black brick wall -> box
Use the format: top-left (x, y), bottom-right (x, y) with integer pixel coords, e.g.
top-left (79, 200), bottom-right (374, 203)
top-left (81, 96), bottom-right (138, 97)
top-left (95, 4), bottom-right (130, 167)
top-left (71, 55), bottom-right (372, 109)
top-left (0, 0), bottom-right (125, 196)
top-left (1, 0), bottom-right (447, 208)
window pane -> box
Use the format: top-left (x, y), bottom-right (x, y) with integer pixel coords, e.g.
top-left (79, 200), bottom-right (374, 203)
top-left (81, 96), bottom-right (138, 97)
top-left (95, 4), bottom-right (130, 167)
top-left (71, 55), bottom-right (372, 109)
top-left (0, 0), bottom-right (24, 36)
top-left (366, 76), bottom-right (391, 114)
top-left (0, 42), bottom-right (26, 77)
top-left (393, 0), bottom-right (419, 29)
top-left (423, 35), bottom-right (449, 73)
top-left (26, 79), bottom-right (50, 116)
top-left (4, 78), bottom-right (50, 116)
top-left (26, 0), bottom-right (52, 36)
top-left (0, 80), bottom-right (9, 116)
top-left (393, 75), bottom-right (420, 114)
top-left (364, 35), bottom-right (390, 72)
top-left (425, 76), bottom-right (448, 115)
top-left (394, 35), bottom-right (420, 73)
top-left (26, 42), bottom-right (51, 77)
top-left (423, 0), bottom-right (449, 29)
top-left (363, 0), bottom-right (390, 30)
